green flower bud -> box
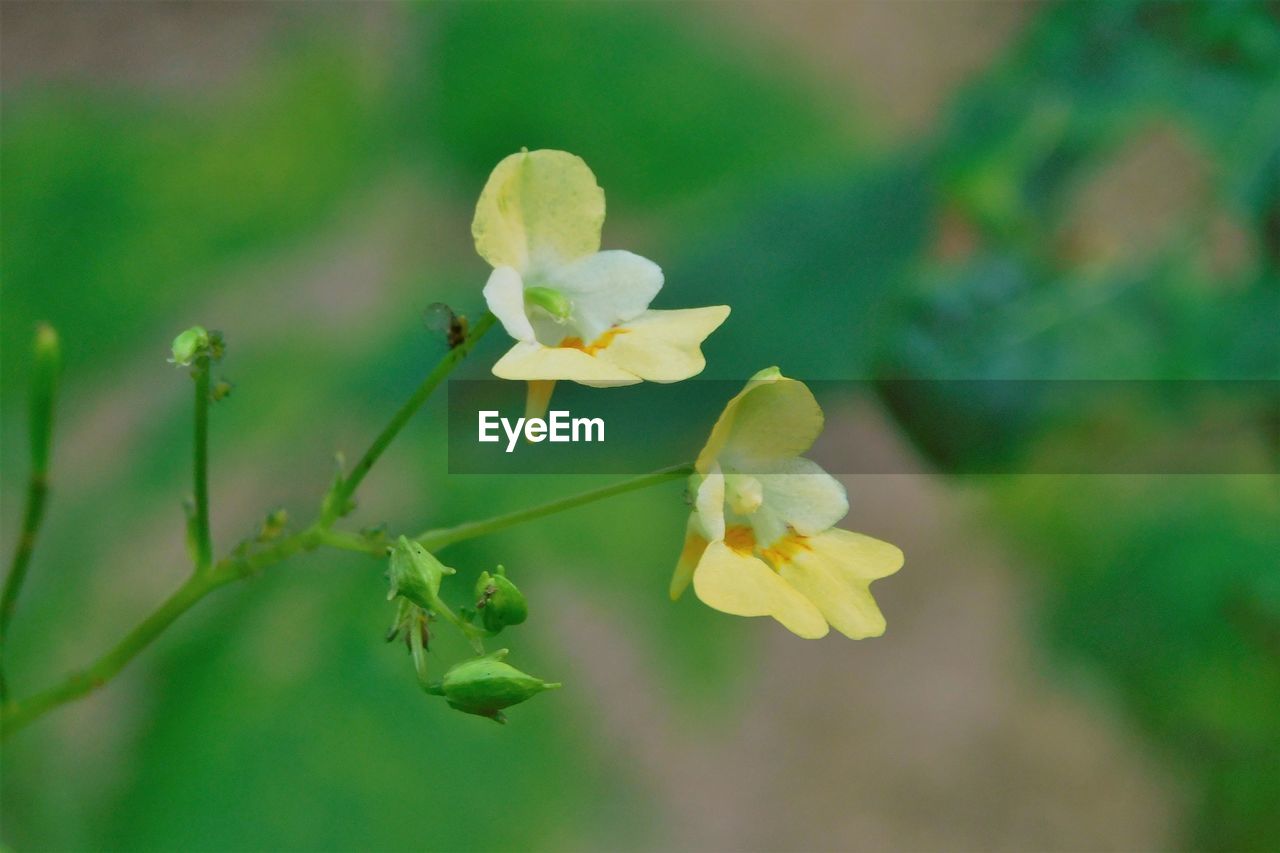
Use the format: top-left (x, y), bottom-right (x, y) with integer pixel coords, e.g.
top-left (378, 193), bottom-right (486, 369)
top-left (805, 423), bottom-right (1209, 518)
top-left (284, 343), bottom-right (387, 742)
top-left (387, 536), bottom-right (455, 611)
top-left (211, 379), bottom-right (234, 401)
top-left (474, 565), bottom-right (528, 633)
top-left (169, 326), bottom-right (210, 366)
top-left (29, 324), bottom-right (61, 475)
top-left (425, 649), bottom-right (560, 723)
top-left (257, 507), bottom-right (288, 542)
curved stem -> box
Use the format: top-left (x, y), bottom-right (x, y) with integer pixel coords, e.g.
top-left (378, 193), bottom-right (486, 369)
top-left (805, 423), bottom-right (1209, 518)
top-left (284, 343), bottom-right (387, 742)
top-left (417, 463), bottom-right (692, 551)
top-left (323, 312), bottom-right (496, 524)
top-left (192, 357), bottom-right (213, 572)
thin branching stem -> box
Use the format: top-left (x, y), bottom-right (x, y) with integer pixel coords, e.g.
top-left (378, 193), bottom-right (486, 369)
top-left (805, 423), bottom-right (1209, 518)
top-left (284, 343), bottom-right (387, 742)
top-left (416, 464), bottom-right (693, 552)
top-left (1, 314), bottom-right (497, 738)
top-left (322, 312), bottom-right (497, 525)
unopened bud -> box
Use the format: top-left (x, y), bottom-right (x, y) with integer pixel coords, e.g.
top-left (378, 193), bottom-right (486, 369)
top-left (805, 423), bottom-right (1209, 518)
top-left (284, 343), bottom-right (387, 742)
top-left (29, 324), bottom-right (61, 474)
top-left (169, 326), bottom-right (210, 367)
top-left (257, 507), bottom-right (288, 542)
top-left (387, 536), bottom-right (454, 611)
top-left (425, 649), bottom-right (560, 723)
top-left (212, 379), bottom-right (234, 401)
top-left (474, 566), bottom-right (527, 633)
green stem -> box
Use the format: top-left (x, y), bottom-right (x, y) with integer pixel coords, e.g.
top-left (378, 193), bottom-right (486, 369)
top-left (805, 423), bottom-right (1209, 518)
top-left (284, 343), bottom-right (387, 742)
top-left (0, 524), bottom-right (327, 739)
top-left (0, 482), bottom-right (49, 704)
top-left (0, 569), bottom-right (227, 735)
top-left (1, 324), bottom-right (61, 703)
top-left (192, 357), bottom-right (213, 572)
top-left (417, 463), bottom-right (693, 551)
top-left (323, 312), bottom-right (496, 524)
top-left (1, 314), bottom-right (496, 737)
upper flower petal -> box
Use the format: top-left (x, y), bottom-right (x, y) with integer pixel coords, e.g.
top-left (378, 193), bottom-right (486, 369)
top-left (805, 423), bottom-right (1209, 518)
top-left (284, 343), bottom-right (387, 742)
top-left (483, 266), bottom-right (535, 343)
top-left (692, 541), bottom-right (828, 639)
top-left (592, 306), bottom-right (730, 383)
top-left (492, 341), bottom-right (639, 387)
top-left (472, 149), bottom-right (605, 274)
top-left (551, 250), bottom-right (664, 342)
top-left (773, 529), bottom-right (901, 639)
top-left (696, 369), bottom-right (824, 474)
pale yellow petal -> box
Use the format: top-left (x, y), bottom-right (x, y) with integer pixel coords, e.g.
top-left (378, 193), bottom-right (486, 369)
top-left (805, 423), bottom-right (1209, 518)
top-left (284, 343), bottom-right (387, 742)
top-left (774, 529), bottom-right (902, 640)
top-left (592, 306), bottom-right (730, 383)
top-left (810, 528), bottom-right (904, 581)
top-left (695, 369), bottom-right (823, 473)
top-left (491, 341), bottom-right (639, 387)
top-left (472, 149), bottom-right (605, 273)
top-left (693, 541), bottom-right (828, 639)
top-left (669, 515), bottom-right (708, 601)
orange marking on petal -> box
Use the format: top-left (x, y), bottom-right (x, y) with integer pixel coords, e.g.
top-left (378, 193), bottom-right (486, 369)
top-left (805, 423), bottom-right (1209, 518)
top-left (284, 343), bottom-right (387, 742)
top-left (723, 525), bottom-right (756, 554)
top-left (558, 327), bottom-right (630, 356)
top-left (761, 532), bottom-right (813, 567)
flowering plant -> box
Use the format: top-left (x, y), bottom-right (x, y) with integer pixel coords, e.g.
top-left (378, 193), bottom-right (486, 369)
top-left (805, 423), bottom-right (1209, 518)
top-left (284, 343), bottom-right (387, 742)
top-left (0, 151), bottom-right (900, 737)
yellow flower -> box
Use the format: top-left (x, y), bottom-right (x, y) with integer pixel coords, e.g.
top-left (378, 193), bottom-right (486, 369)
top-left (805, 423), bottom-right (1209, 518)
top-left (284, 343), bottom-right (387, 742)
top-left (670, 368), bottom-right (903, 639)
top-left (473, 149), bottom-right (729, 409)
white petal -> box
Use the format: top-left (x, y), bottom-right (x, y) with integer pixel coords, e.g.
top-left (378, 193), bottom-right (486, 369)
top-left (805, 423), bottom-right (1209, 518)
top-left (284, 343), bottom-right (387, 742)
top-left (694, 464), bottom-right (726, 542)
top-left (750, 457), bottom-right (848, 541)
top-left (592, 306), bottom-right (730, 383)
top-left (550, 250), bottom-right (663, 342)
top-left (482, 266), bottom-right (534, 343)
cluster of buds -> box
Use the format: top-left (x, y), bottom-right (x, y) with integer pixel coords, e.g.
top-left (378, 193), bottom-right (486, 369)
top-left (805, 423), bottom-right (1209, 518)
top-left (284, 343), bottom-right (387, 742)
top-left (384, 537), bottom-right (557, 723)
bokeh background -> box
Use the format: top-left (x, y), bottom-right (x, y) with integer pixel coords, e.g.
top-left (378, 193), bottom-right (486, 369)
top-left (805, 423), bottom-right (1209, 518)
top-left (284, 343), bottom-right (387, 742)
top-left (3, 2), bottom-right (1279, 850)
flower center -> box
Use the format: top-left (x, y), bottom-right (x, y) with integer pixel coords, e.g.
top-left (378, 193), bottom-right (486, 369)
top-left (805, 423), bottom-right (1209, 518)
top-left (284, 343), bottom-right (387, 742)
top-left (523, 286), bottom-right (572, 321)
top-left (723, 525), bottom-right (756, 554)
top-left (761, 533), bottom-right (812, 567)
top-left (725, 474), bottom-right (763, 515)
top-left (559, 327), bottom-right (629, 356)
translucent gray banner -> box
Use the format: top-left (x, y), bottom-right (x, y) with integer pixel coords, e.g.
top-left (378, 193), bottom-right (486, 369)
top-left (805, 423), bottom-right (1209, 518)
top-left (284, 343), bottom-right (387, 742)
top-left (447, 380), bottom-right (1280, 475)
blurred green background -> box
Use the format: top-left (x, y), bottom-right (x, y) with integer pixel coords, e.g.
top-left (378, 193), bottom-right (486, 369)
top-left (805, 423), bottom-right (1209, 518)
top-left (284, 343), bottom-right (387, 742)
top-left (2, 2), bottom-right (1278, 850)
